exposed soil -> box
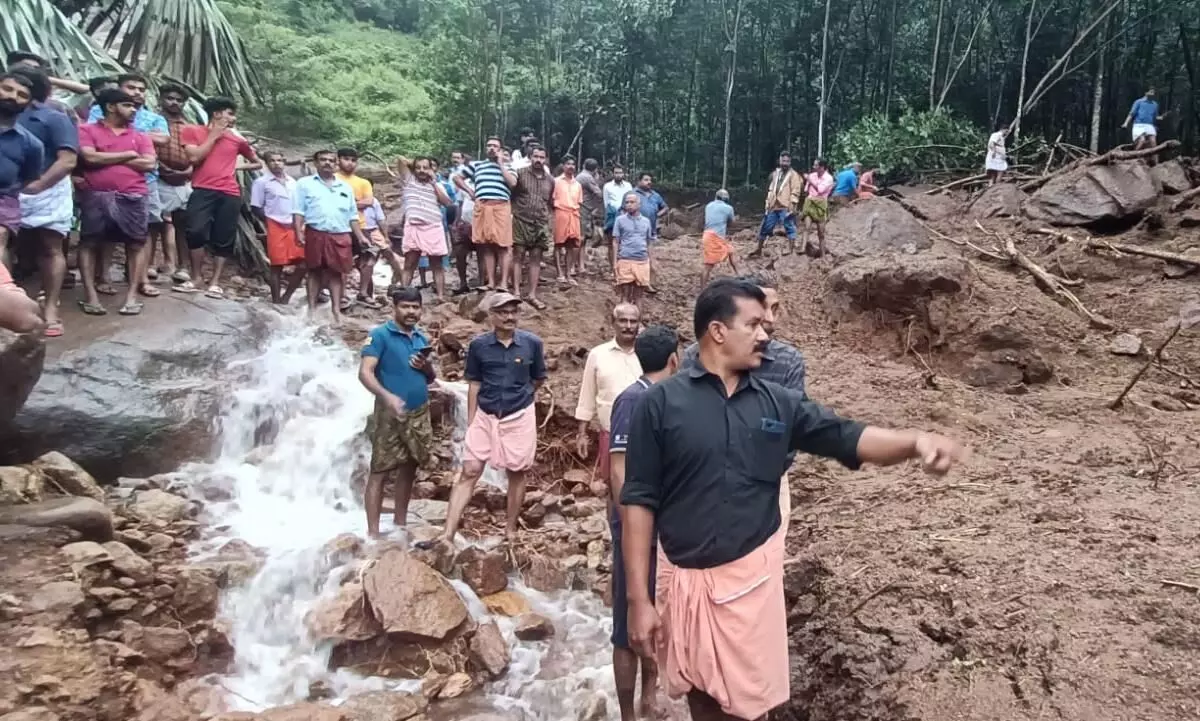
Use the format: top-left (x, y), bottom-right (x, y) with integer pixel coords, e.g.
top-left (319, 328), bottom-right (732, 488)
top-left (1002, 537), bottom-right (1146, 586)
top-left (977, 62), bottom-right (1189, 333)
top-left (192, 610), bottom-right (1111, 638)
top-left (389, 184), bottom-right (1200, 720)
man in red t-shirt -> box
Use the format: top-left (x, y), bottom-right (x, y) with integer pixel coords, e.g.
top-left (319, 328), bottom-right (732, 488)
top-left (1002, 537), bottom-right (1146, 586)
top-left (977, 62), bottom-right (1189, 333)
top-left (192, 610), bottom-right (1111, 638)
top-left (177, 97), bottom-right (260, 299)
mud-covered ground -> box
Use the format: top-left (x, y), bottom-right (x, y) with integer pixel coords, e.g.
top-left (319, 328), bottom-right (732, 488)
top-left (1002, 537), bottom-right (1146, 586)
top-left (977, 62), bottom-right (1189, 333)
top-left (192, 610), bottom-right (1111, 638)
top-left (392, 186), bottom-right (1200, 721)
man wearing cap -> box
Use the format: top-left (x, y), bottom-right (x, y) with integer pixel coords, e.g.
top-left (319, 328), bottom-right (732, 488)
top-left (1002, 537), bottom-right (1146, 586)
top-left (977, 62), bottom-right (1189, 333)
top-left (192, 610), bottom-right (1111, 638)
top-left (425, 291), bottom-right (547, 546)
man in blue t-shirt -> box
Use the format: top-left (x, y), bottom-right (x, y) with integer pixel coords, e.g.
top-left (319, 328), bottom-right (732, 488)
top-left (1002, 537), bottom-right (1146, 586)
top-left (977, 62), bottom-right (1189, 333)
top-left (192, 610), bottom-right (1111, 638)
top-left (358, 285), bottom-right (437, 539)
top-left (701, 189), bottom-right (739, 286)
top-left (1123, 87), bottom-right (1165, 156)
top-left (831, 162), bottom-right (861, 205)
top-left (608, 323), bottom-right (679, 721)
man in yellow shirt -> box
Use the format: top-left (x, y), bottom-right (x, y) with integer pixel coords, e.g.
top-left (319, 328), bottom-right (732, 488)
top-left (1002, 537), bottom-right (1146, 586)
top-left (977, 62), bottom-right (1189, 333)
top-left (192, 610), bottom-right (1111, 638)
top-left (575, 303), bottom-right (643, 490)
top-left (336, 147), bottom-right (381, 308)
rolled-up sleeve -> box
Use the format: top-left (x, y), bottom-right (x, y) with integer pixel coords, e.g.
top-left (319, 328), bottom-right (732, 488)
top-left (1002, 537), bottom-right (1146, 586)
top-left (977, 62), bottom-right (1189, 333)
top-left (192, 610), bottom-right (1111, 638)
top-left (464, 338), bottom-right (484, 382)
top-left (620, 389), bottom-right (664, 510)
top-left (574, 348), bottom-right (598, 422)
top-left (787, 390), bottom-right (865, 469)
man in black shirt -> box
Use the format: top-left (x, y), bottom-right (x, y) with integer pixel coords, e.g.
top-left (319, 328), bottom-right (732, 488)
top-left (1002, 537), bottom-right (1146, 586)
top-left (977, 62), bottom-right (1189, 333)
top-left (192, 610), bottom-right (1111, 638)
top-left (621, 278), bottom-right (964, 721)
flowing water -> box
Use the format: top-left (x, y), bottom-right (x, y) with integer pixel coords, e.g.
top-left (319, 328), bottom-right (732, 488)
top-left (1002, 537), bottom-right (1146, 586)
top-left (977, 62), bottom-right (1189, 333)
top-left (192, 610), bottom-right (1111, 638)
top-left (177, 315), bottom-right (621, 720)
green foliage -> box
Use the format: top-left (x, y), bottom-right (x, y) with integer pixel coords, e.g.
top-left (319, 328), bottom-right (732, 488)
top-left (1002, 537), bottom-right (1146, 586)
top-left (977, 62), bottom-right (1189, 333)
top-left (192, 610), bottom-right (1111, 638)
top-left (218, 0), bottom-right (438, 156)
top-left (831, 109), bottom-right (985, 181)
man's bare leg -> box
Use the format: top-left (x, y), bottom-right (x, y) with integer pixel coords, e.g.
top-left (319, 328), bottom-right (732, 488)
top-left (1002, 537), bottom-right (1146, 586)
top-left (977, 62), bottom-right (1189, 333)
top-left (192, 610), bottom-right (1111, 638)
top-left (77, 242), bottom-right (101, 307)
top-left (391, 461), bottom-right (416, 528)
top-left (454, 241), bottom-right (470, 289)
top-left (640, 658), bottom-right (661, 718)
top-left (161, 220), bottom-right (179, 275)
top-left (498, 247), bottom-right (513, 291)
top-left (189, 248), bottom-right (208, 285)
top-left (701, 263), bottom-right (714, 288)
top-left (328, 271), bottom-right (345, 325)
top-left (554, 244), bottom-right (567, 282)
top-left (210, 256), bottom-right (228, 290)
top-left (511, 247), bottom-right (525, 298)
top-left (482, 246), bottom-right (497, 288)
top-left (614, 647), bottom-right (640, 721)
top-left (439, 460), bottom-right (486, 542)
top-left (527, 249), bottom-right (543, 303)
top-left (505, 469), bottom-right (527, 540)
top-left (816, 222), bottom-right (827, 257)
top-left (282, 266), bottom-right (305, 303)
top-left (37, 229), bottom-right (66, 328)
top-left (364, 471), bottom-right (387, 539)
top-left (430, 258), bottom-right (446, 300)
top-left (305, 271), bottom-right (321, 314)
top-left (727, 252), bottom-right (740, 275)
top-left (1145, 134), bottom-right (1158, 166)
top-left (268, 267), bottom-right (284, 303)
top-left (122, 242), bottom-right (149, 310)
top-left (686, 690), bottom-right (748, 721)
top-left (401, 251), bottom-right (420, 287)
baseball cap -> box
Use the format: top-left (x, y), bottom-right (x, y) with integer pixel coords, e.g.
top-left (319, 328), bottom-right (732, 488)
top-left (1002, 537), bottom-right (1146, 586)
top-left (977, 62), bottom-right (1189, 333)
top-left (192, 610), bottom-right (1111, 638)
top-left (487, 292), bottom-right (522, 311)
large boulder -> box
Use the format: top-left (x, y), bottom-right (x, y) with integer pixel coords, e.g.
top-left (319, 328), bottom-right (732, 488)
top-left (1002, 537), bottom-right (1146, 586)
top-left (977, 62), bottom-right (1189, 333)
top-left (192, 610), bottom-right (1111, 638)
top-left (363, 550), bottom-right (467, 640)
top-left (1023, 161), bottom-right (1160, 227)
top-left (824, 198), bottom-right (931, 259)
top-left (969, 183), bottom-right (1026, 219)
top-left (28, 452), bottom-right (105, 502)
top-left (306, 581), bottom-right (382, 644)
top-left (1152, 159), bottom-right (1193, 195)
top-left (828, 254), bottom-right (970, 314)
top-left (0, 296), bottom-right (274, 480)
top-left (0, 496), bottom-right (114, 541)
top-left (0, 329), bottom-right (45, 423)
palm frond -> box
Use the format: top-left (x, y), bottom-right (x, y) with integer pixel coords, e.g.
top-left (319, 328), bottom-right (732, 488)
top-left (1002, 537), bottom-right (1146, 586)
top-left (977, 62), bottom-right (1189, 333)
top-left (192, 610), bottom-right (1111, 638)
top-left (1, 0), bottom-right (124, 80)
top-left (78, 0), bottom-right (263, 103)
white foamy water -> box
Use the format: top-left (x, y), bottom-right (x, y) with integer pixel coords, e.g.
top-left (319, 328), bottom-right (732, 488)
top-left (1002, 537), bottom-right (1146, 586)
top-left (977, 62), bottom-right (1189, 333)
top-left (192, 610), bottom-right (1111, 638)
top-left (174, 314), bottom-right (623, 719)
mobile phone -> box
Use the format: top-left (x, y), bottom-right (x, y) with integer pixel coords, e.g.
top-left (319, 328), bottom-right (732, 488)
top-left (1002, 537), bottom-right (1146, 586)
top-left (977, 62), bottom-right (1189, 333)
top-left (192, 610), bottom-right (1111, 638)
top-left (419, 347), bottom-right (434, 357)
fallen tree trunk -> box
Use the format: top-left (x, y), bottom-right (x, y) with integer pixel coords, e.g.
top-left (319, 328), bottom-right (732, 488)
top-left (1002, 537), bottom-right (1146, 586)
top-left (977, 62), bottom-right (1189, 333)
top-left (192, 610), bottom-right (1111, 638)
top-left (1169, 185), bottom-right (1200, 211)
top-left (1109, 323), bottom-right (1181, 409)
top-left (926, 173), bottom-right (987, 195)
top-left (1035, 227), bottom-right (1200, 267)
top-left (1020, 140), bottom-right (1181, 192)
top-left (1003, 237), bottom-right (1115, 330)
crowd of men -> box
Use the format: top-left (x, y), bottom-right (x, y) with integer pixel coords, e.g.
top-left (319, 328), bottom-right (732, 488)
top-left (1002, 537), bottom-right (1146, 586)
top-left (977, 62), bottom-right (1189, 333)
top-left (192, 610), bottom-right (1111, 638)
top-left (357, 265), bottom-right (965, 720)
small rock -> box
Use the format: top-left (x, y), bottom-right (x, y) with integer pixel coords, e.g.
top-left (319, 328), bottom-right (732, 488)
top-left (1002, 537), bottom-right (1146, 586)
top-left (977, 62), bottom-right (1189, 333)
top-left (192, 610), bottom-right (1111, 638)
top-left (106, 597), bottom-right (138, 613)
top-left (407, 499), bottom-right (448, 525)
top-left (30, 451), bottom-right (106, 502)
top-left (469, 620), bottom-right (511, 678)
top-left (146, 533), bottom-right (174, 552)
top-left (129, 489), bottom-right (194, 523)
top-left (457, 546), bottom-right (508, 596)
top-left (87, 586), bottom-right (128, 603)
top-left (28, 580), bottom-right (86, 620)
top-left (340, 690), bottom-right (428, 721)
top-left (412, 481), bottom-right (437, 499)
top-left (306, 581), bottom-right (382, 644)
top-left (481, 590), bottom-right (531, 617)
top-left (585, 540), bottom-right (604, 569)
top-left (243, 445), bottom-right (275, 465)
top-left (436, 672), bottom-right (473, 700)
top-left (521, 555), bottom-right (569, 592)
top-left (562, 469), bottom-right (591, 487)
top-left (117, 477), bottom-right (152, 490)
top-left (102, 541), bottom-right (155, 584)
top-left (0, 708), bottom-right (61, 721)
top-left (321, 533), bottom-right (363, 565)
top-left (577, 694), bottom-right (607, 721)
top-left (171, 566), bottom-right (221, 622)
top-left (122, 622), bottom-right (193, 665)
top-left (1109, 333), bottom-right (1144, 356)
top-left (60, 540), bottom-right (114, 567)
top-left (0, 465), bottom-right (46, 504)
top-left (514, 612), bottom-right (555, 641)
top-left (520, 503), bottom-right (546, 528)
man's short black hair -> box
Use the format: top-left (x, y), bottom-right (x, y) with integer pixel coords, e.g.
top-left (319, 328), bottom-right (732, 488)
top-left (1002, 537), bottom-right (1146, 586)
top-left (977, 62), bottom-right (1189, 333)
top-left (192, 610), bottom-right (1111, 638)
top-left (263, 150), bottom-right (285, 162)
top-left (638, 171), bottom-right (653, 181)
top-left (96, 88), bottom-right (135, 114)
top-left (203, 96), bottom-right (237, 115)
top-left (634, 325), bottom-right (679, 373)
top-left (117, 73), bottom-right (147, 87)
top-left (736, 272), bottom-right (778, 290)
top-left (313, 149), bottom-right (336, 161)
top-left (561, 154), bottom-right (576, 164)
top-left (612, 164), bottom-right (624, 172)
top-left (159, 82), bottom-right (189, 99)
top-left (88, 76), bottom-right (117, 93)
top-left (814, 157), bottom-right (829, 170)
top-left (389, 286), bottom-right (422, 305)
top-left (778, 151), bottom-right (791, 158)
top-left (0, 72), bottom-right (34, 97)
top-left (519, 126), bottom-right (535, 137)
top-left (693, 278), bottom-right (767, 340)
top-left (8, 66), bottom-right (50, 102)
top-left (6, 51), bottom-right (46, 68)
top-left (485, 135), bottom-right (502, 145)
top-left (337, 147), bottom-right (358, 159)
top-left (583, 158), bottom-right (598, 171)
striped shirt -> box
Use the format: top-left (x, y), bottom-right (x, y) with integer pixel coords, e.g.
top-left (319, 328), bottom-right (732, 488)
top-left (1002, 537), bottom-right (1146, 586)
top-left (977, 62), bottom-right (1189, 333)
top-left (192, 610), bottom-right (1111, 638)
top-left (462, 160), bottom-right (510, 202)
top-left (401, 176), bottom-right (442, 225)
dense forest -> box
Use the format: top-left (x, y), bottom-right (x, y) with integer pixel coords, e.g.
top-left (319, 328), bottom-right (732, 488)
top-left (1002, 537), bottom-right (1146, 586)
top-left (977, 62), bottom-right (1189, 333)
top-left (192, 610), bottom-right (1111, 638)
top-left (9, 0), bottom-right (1200, 186)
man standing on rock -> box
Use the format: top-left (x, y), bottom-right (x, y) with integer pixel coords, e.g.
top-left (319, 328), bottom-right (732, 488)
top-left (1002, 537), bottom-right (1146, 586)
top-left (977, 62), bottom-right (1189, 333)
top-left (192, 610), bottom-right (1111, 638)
top-left (155, 83), bottom-right (196, 284)
top-left (623, 279), bottom-right (965, 721)
top-left (510, 146), bottom-right (555, 310)
top-left (701, 189), bottom-right (738, 286)
top-left (553, 155), bottom-right (584, 285)
top-left (396, 155), bottom-right (452, 300)
top-left (292, 149), bottom-right (369, 325)
top-left (454, 136), bottom-right (516, 292)
top-left (359, 285), bottom-right (436, 539)
top-left (575, 303), bottom-right (644, 484)
top-left (1123, 87), bottom-right (1165, 157)
top-left (750, 151), bottom-right (801, 258)
top-left (608, 323), bottom-right (678, 721)
top-left (250, 150), bottom-right (304, 304)
top-left (424, 292), bottom-right (547, 547)
top-left (800, 159), bottom-right (834, 257)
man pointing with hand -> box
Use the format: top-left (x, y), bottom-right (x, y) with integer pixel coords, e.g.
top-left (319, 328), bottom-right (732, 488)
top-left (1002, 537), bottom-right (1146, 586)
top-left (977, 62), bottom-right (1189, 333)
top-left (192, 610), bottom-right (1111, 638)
top-left (620, 278), bottom-right (965, 721)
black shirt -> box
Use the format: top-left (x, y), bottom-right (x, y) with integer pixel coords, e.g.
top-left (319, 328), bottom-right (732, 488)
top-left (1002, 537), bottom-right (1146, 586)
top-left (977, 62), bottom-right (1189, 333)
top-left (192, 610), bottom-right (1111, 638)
top-left (464, 329), bottom-right (548, 418)
top-left (620, 363), bottom-right (865, 569)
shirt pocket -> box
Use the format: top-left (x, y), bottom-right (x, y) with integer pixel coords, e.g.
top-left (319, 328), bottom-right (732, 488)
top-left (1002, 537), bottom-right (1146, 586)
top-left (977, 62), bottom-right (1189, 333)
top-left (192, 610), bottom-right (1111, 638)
top-left (746, 425), bottom-right (789, 482)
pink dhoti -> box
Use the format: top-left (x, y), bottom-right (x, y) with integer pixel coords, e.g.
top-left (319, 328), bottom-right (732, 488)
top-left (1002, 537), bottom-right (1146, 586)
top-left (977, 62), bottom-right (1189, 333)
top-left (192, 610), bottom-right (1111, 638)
top-left (655, 510), bottom-right (789, 719)
top-left (464, 406), bottom-right (537, 471)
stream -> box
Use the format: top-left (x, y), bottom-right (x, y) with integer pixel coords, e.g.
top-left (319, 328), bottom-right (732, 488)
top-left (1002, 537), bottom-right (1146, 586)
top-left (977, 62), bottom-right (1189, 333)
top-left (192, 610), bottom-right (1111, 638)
top-left (176, 316), bottom-right (619, 720)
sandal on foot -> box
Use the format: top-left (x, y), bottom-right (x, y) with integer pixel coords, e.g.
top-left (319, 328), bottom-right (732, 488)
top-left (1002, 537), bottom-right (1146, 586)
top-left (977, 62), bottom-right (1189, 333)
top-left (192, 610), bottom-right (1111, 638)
top-left (172, 270), bottom-right (191, 283)
top-left (172, 280), bottom-right (199, 293)
top-left (358, 296), bottom-right (382, 309)
top-left (43, 321), bottom-right (64, 338)
top-left (146, 268), bottom-right (159, 280)
top-left (119, 302), bottom-right (144, 316)
top-left (78, 301), bottom-right (108, 316)
top-left (528, 297), bottom-right (548, 311)
top-left (204, 285), bottom-right (225, 299)
top-left (139, 283), bottom-right (161, 298)
top-left (96, 283), bottom-right (118, 296)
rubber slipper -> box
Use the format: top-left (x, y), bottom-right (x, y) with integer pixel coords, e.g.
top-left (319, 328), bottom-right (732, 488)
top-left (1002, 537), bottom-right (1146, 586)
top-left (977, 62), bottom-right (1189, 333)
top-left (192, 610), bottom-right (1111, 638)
top-left (78, 301), bottom-right (108, 316)
top-left (119, 302), bottom-right (144, 316)
top-left (43, 321), bottom-right (64, 338)
top-left (528, 297), bottom-right (547, 311)
top-left (172, 281), bottom-right (199, 294)
top-left (172, 270), bottom-right (191, 283)
top-left (204, 286), bottom-right (225, 300)
top-left (146, 268), bottom-right (159, 280)
top-left (97, 284), bottom-right (118, 296)
top-left (139, 284), bottom-right (161, 298)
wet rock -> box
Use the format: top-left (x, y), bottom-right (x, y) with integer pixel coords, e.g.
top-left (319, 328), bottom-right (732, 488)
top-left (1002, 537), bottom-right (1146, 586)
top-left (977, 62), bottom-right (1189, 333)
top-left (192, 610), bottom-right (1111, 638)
top-left (331, 633), bottom-right (471, 679)
top-left (101, 541), bottom-right (154, 585)
top-left (0, 465), bottom-right (46, 504)
top-left (408, 537), bottom-right (455, 576)
top-left (585, 540), bottom-right (604, 569)
top-left (514, 612), bottom-right (555, 641)
top-left (1109, 333), bottom-right (1144, 356)
top-left (407, 499), bottom-right (448, 525)
top-left (306, 581), bottom-right (382, 643)
top-left (577, 693), bottom-right (607, 721)
top-left (435, 672), bottom-right (473, 699)
top-left (1023, 161), bottom-right (1160, 227)
top-left (481, 590), bottom-right (531, 617)
top-left (121, 622), bottom-right (193, 667)
top-left (28, 452), bottom-right (105, 502)
top-left (129, 489), bottom-right (194, 523)
top-left (0, 496), bottom-right (113, 541)
top-left (1152, 159), bottom-right (1193, 195)
top-left (828, 253), bottom-right (969, 314)
top-left (520, 555), bottom-right (570, 592)
top-left (217, 702), bottom-right (348, 721)
top-left (824, 198), bottom-right (932, 259)
top-left (0, 328), bottom-right (45, 423)
top-left (88, 586), bottom-right (129, 603)
top-left (969, 183), bottom-right (1026, 219)
top-left (457, 546), bottom-right (508, 596)
top-left (340, 690), bottom-right (428, 721)
top-left (520, 502), bottom-right (546, 527)
top-left (60, 541), bottom-right (114, 567)
top-left (363, 550), bottom-right (467, 640)
top-left (145, 533), bottom-right (174, 552)
top-left (169, 566), bottom-right (221, 622)
top-left (1179, 209), bottom-right (1200, 228)
top-left (320, 533), bottom-right (363, 566)
top-left (468, 620), bottom-right (511, 678)
top-left (964, 350), bottom-right (1053, 388)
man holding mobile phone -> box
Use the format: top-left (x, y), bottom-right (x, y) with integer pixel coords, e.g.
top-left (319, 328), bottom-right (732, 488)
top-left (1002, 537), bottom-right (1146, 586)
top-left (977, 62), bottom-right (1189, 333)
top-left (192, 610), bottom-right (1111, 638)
top-left (358, 285), bottom-right (437, 539)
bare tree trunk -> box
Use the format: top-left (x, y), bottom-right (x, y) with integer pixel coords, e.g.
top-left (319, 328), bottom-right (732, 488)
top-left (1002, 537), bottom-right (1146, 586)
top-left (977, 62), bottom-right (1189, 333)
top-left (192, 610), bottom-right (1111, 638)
top-left (721, 0), bottom-right (745, 189)
top-left (817, 0), bottom-right (832, 155)
top-left (1013, 0), bottom-right (1036, 148)
top-left (885, 0), bottom-right (900, 114)
top-left (928, 0), bottom-right (945, 108)
top-left (936, 0), bottom-right (994, 110)
top-left (1090, 50), bottom-right (1105, 152)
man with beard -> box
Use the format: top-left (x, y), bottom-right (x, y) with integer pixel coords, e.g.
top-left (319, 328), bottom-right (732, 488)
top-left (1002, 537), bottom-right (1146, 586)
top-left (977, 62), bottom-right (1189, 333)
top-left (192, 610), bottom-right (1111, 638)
top-left (5, 52), bottom-right (82, 120)
top-left (8, 66), bottom-right (76, 337)
top-left (396, 155), bottom-right (452, 300)
top-left (179, 96), bottom-right (261, 299)
top-left (575, 303), bottom-right (644, 485)
top-left (622, 279), bottom-right (964, 721)
top-left (0, 73), bottom-right (45, 283)
top-left (552, 155), bottom-right (584, 285)
top-left (421, 292), bottom-right (546, 548)
top-left (155, 83), bottom-right (195, 284)
top-left (749, 151), bottom-right (801, 258)
top-left (510, 145), bottom-right (554, 309)
top-left (334, 148), bottom-right (377, 310)
top-left (250, 150), bottom-right (304, 304)
top-left (75, 88), bottom-right (157, 318)
top-left (454, 136), bottom-right (516, 291)
top-left (292, 149), bottom-right (368, 326)
top-left (359, 285), bottom-right (436, 539)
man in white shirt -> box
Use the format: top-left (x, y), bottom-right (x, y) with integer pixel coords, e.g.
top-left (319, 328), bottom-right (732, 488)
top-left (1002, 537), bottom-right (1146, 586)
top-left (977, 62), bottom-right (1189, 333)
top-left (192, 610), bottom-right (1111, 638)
top-left (509, 128), bottom-right (536, 170)
top-left (249, 150), bottom-right (303, 304)
top-left (601, 165), bottom-right (633, 272)
top-left (575, 303), bottom-right (644, 491)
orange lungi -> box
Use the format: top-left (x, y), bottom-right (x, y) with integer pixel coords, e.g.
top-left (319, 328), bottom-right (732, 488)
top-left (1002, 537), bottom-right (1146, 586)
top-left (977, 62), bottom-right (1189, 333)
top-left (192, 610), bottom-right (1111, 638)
top-left (472, 199), bottom-right (513, 248)
top-left (654, 507), bottom-right (790, 719)
top-left (265, 218), bottom-right (304, 266)
top-left (702, 229), bottom-right (732, 265)
top-left (553, 207), bottom-right (581, 245)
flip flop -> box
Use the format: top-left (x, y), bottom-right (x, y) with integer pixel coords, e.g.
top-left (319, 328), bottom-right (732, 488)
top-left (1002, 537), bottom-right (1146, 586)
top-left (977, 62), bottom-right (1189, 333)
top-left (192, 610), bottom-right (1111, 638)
top-left (172, 281), bottom-right (199, 294)
top-left (147, 268), bottom-right (159, 280)
top-left (96, 284), bottom-right (118, 296)
top-left (357, 296), bottom-right (382, 309)
top-left (139, 284), bottom-right (161, 298)
top-left (78, 301), bottom-right (107, 316)
top-left (119, 302), bottom-right (144, 316)
top-left (528, 297), bottom-right (548, 311)
top-left (171, 270), bottom-right (191, 283)
top-left (43, 321), bottom-right (64, 338)
top-left (204, 286), bottom-right (225, 300)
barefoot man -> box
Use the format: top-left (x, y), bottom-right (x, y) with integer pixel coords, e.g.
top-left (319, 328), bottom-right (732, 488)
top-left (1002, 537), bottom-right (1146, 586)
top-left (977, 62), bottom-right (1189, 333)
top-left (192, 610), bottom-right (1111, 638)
top-left (700, 189), bottom-right (738, 287)
top-left (396, 155), bottom-right (452, 300)
top-left (608, 323), bottom-right (678, 721)
top-left (510, 146), bottom-right (554, 309)
top-left (553, 155), bottom-right (584, 285)
top-left (574, 303), bottom-right (644, 486)
top-left (454, 136), bottom-right (516, 291)
top-left (613, 193), bottom-right (652, 307)
top-left (359, 285), bottom-right (436, 539)
top-left (250, 151), bottom-right (305, 304)
top-left (621, 278), bottom-right (965, 721)
top-left (422, 292), bottom-right (547, 547)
